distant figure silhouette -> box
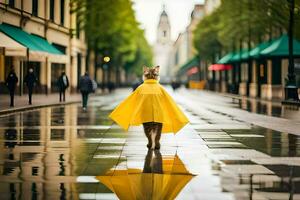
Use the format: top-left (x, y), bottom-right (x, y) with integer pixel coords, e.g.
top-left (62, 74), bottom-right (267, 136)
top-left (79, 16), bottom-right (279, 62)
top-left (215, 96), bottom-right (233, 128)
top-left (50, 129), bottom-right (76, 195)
top-left (57, 71), bottom-right (69, 102)
top-left (5, 67), bottom-right (18, 107)
top-left (79, 72), bottom-right (93, 110)
top-left (24, 68), bottom-right (38, 105)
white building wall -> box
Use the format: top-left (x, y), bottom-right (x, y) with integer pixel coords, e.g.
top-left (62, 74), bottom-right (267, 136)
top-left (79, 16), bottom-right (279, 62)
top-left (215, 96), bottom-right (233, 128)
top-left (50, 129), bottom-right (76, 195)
top-left (204, 0), bottom-right (221, 15)
top-left (153, 8), bottom-right (173, 83)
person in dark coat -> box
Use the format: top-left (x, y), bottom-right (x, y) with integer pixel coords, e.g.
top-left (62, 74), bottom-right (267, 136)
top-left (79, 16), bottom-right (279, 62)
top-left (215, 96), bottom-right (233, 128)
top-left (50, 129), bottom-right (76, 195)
top-left (24, 68), bottom-right (38, 105)
top-left (107, 81), bottom-right (115, 93)
top-left (171, 80), bottom-right (181, 91)
top-left (5, 68), bottom-right (18, 107)
top-left (57, 71), bottom-right (69, 102)
top-left (79, 72), bottom-right (93, 110)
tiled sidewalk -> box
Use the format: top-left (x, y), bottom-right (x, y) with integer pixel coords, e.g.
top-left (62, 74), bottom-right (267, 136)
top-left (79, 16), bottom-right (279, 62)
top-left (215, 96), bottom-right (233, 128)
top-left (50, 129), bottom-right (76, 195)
top-left (0, 88), bottom-right (118, 115)
top-left (76, 94), bottom-right (300, 199)
top-left (77, 104), bottom-right (236, 200)
top-left (1, 88), bottom-right (300, 199)
top-left (180, 89), bottom-right (300, 135)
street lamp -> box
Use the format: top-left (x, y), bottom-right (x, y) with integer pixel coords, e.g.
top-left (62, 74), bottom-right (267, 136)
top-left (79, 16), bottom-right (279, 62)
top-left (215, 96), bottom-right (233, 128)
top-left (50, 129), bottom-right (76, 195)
top-left (285, 0), bottom-right (298, 101)
top-left (103, 56), bottom-right (110, 63)
top-left (102, 56), bottom-right (110, 91)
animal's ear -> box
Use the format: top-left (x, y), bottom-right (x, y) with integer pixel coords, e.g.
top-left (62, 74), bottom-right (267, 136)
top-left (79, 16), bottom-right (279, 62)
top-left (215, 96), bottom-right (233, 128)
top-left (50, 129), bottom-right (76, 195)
top-left (154, 66), bottom-right (160, 72)
top-left (143, 66), bottom-right (148, 73)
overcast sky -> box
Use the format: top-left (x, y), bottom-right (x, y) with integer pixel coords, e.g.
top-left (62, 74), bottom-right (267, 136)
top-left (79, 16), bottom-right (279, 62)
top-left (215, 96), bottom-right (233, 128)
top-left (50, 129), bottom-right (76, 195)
top-left (132, 0), bottom-right (204, 45)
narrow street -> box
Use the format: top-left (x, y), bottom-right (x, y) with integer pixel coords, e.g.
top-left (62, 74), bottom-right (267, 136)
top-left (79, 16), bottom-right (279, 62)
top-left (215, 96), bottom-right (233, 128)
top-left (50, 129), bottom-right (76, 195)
top-left (0, 88), bottom-right (299, 200)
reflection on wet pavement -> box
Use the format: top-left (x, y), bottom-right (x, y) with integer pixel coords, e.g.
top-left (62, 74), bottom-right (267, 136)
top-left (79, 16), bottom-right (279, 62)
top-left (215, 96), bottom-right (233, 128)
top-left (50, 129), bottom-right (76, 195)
top-left (96, 150), bottom-right (193, 200)
top-left (0, 91), bottom-right (300, 199)
top-left (231, 97), bottom-right (300, 121)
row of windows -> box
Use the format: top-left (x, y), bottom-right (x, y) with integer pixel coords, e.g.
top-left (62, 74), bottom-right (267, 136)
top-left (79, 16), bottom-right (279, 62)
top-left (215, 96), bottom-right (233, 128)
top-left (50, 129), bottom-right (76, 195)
top-left (6, 0), bottom-right (65, 26)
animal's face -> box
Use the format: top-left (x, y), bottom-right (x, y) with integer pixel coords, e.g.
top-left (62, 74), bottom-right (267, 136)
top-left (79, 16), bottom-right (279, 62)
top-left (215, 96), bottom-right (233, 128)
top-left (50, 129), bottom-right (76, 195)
top-left (143, 66), bottom-right (160, 80)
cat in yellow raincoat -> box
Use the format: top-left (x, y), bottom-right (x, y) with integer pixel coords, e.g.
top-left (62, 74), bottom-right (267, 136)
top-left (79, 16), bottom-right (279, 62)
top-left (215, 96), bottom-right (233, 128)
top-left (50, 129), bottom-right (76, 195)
top-left (109, 66), bottom-right (189, 149)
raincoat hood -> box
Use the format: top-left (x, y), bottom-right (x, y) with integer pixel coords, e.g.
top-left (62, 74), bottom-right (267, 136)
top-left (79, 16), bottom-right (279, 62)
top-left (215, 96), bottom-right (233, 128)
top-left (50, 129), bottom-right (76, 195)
top-left (109, 79), bottom-right (189, 133)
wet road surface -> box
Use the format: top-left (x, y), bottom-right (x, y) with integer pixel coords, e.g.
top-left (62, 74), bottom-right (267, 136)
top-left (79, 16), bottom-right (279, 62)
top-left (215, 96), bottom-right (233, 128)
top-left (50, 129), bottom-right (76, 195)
top-left (0, 89), bottom-right (300, 200)
top-left (231, 97), bottom-right (300, 121)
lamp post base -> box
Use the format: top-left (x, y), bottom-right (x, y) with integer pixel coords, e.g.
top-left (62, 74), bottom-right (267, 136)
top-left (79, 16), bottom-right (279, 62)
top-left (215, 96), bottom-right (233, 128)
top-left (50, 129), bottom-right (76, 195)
top-left (283, 85), bottom-right (299, 102)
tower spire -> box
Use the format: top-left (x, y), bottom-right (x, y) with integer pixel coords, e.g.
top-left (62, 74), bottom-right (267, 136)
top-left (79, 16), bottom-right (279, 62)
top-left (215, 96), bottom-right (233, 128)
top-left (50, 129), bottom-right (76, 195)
top-left (157, 4), bottom-right (171, 44)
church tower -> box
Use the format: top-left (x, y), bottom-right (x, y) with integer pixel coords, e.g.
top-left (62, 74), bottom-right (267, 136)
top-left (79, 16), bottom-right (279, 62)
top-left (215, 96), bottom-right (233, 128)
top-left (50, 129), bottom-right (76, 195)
top-left (157, 6), bottom-right (171, 44)
top-left (153, 5), bottom-right (172, 83)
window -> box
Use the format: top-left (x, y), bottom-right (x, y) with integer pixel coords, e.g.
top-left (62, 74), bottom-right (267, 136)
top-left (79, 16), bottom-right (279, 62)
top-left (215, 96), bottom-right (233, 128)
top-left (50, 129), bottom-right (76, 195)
top-left (175, 50), bottom-right (179, 65)
top-left (8, 0), bottom-right (14, 7)
top-left (272, 58), bottom-right (281, 84)
top-left (50, 0), bottom-right (55, 21)
top-left (53, 43), bottom-right (66, 54)
top-left (60, 0), bottom-right (65, 25)
top-left (32, 167), bottom-right (38, 176)
top-left (51, 130), bottom-right (65, 141)
top-left (163, 30), bottom-right (167, 37)
top-left (32, 0), bottom-right (38, 16)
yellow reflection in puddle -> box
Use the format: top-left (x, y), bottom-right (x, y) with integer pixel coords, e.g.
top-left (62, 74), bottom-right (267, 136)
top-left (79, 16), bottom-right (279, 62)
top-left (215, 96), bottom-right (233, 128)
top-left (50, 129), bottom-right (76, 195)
top-left (97, 150), bottom-right (194, 200)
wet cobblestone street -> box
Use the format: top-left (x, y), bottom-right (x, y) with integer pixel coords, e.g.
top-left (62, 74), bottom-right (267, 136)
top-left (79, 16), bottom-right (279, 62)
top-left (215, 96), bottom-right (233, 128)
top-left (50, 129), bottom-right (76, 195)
top-left (0, 89), bottom-right (299, 200)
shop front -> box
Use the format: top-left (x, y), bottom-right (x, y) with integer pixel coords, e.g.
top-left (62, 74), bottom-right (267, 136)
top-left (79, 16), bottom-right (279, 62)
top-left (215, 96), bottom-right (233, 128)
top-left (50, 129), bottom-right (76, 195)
top-left (0, 23), bottom-right (67, 95)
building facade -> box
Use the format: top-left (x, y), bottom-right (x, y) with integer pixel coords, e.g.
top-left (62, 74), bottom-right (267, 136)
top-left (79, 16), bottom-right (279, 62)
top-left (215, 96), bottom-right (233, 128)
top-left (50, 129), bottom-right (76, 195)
top-left (153, 6), bottom-right (172, 83)
top-left (0, 0), bottom-right (87, 95)
top-left (169, 4), bottom-right (204, 78)
top-left (69, 2), bottom-right (87, 92)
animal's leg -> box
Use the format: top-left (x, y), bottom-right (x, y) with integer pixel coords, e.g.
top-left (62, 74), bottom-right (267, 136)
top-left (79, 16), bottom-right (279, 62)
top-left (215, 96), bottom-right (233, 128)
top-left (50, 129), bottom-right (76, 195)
top-left (154, 123), bottom-right (162, 150)
top-left (143, 123), bottom-right (152, 149)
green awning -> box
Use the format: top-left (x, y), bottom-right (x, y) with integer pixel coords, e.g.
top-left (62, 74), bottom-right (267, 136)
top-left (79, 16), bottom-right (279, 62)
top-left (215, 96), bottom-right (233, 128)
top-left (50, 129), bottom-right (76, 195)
top-left (231, 49), bottom-right (248, 62)
top-left (217, 52), bottom-right (235, 64)
top-left (30, 34), bottom-right (63, 54)
top-left (216, 35), bottom-right (300, 63)
top-left (241, 49), bottom-right (251, 60)
top-left (249, 41), bottom-right (271, 58)
top-left (260, 34), bottom-right (300, 57)
top-left (178, 56), bottom-right (199, 72)
top-left (0, 23), bottom-right (63, 55)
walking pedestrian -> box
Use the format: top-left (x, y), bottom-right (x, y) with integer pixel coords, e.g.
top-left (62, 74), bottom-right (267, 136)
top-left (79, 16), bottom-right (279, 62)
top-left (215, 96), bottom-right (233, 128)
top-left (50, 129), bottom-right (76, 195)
top-left (5, 67), bottom-right (18, 107)
top-left (24, 68), bottom-right (38, 105)
top-left (57, 71), bottom-right (69, 102)
top-left (107, 81), bottom-right (115, 93)
top-left (79, 72), bottom-right (93, 111)
top-left (171, 80), bottom-right (180, 91)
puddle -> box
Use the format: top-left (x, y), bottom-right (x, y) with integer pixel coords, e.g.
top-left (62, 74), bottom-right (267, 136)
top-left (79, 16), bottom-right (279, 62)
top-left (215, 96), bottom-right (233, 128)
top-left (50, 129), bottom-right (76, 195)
top-left (225, 126), bottom-right (300, 157)
top-left (0, 102), bottom-right (123, 199)
top-left (230, 98), bottom-right (300, 121)
top-left (211, 126), bottom-right (300, 199)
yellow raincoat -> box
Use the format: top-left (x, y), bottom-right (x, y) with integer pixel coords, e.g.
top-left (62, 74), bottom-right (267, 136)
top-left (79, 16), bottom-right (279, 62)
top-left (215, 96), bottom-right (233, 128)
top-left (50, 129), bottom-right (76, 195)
top-left (109, 79), bottom-right (189, 133)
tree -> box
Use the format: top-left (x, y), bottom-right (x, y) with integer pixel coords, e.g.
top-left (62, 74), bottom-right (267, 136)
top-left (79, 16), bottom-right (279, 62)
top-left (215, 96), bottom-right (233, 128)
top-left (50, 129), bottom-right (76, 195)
top-left (193, 0), bottom-right (300, 61)
top-left (125, 30), bottom-right (153, 79)
top-left (193, 8), bottom-right (222, 62)
top-left (71, 0), bottom-right (153, 85)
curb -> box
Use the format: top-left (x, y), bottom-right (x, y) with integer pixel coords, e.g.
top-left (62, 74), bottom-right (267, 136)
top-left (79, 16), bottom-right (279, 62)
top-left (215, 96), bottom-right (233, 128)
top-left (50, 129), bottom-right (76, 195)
top-left (0, 90), bottom-right (120, 116)
top-left (0, 100), bottom-right (81, 116)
